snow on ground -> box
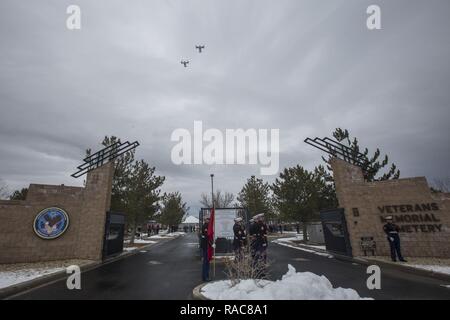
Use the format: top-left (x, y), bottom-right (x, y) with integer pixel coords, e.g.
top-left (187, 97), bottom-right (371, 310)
top-left (408, 264), bottom-right (450, 275)
top-left (368, 256), bottom-right (450, 276)
top-left (168, 232), bottom-right (186, 236)
top-left (272, 239), bottom-right (333, 258)
top-left (202, 264), bottom-right (371, 300)
top-left (124, 239), bottom-right (157, 244)
top-left (149, 232), bottom-right (186, 239)
top-left (123, 247), bottom-right (138, 252)
top-left (0, 259), bottom-right (93, 290)
top-left (134, 239), bottom-right (157, 244)
top-left (0, 267), bottom-right (65, 289)
top-left (213, 255), bottom-right (235, 260)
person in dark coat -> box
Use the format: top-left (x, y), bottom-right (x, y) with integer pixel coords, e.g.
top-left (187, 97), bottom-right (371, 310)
top-left (147, 224), bottom-right (153, 237)
top-left (250, 213), bottom-right (268, 268)
top-left (249, 218), bottom-right (257, 255)
top-left (233, 217), bottom-right (246, 259)
top-left (256, 214), bottom-right (268, 263)
top-left (200, 217), bottom-right (211, 281)
top-left (383, 216), bottom-right (407, 262)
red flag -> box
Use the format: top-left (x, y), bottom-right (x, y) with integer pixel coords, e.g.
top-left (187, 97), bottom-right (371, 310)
top-left (207, 207), bottom-right (215, 262)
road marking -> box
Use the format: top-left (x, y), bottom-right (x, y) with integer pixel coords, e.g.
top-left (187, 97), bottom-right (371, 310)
top-left (147, 261), bottom-right (162, 265)
top-left (292, 258), bottom-right (310, 262)
top-left (273, 240), bottom-right (334, 258)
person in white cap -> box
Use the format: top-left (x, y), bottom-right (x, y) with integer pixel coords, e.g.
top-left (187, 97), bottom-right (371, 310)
top-left (383, 215), bottom-right (407, 262)
top-left (250, 213), bottom-right (268, 270)
top-left (233, 217), bottom-right (246, 259)
top-left (249, 215), bottom-right (260, 248)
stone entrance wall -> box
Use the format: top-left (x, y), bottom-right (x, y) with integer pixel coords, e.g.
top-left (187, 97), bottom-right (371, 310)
top-left (331, 158), bottom-right (450, 258)
top-left (0, 163), bottom-right (114, 264)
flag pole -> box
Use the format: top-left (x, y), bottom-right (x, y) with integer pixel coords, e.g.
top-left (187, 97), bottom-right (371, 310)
top-left (210, 173), bottom-right (215, 279)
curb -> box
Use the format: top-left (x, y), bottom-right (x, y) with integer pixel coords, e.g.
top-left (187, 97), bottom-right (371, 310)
top-left (285, 242), bottom-right (450, 282)
top-left (192, 282), bottom-right (210, 300)
top-left (362, 258), bottom-right (450, 282)
top-left (211, 256), bottom-right (234, 264)
top-left (0, 235), bottom-right (181, 300)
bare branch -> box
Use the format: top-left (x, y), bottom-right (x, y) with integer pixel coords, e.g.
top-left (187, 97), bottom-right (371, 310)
top-left (224, 242), bottom-right (271, 287)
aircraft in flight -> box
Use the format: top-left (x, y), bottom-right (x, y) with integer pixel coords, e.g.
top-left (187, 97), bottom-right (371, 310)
top-left (195, 45), bottom-right (205, 53)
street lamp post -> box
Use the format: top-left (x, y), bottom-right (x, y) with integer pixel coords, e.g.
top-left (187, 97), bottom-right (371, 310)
top-left (210, 174), bottom-right (215, 278)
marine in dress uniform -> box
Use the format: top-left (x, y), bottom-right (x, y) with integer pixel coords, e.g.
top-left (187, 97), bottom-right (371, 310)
top-left (233, 217), bottom-right (246, 259)
top-left (250, 213), bottom-right (268, 265)
top-left (383, 215), bottom-right (407, 262)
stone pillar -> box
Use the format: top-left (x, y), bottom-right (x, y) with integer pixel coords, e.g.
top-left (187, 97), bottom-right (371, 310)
top-left (76, 162), bottom-right (115, 261)
top-left (329, 157), bottom-right (364, 209)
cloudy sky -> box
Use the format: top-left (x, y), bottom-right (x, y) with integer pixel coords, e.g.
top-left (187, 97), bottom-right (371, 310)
top-left (1, 0), bottom-right (449, 215)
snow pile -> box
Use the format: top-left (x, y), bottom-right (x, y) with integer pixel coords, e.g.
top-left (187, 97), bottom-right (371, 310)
top-left (167, 232), bottom-right (186, 237)
top-left (409, 264), bottom-right (450, 275)
top-left (202, 264), bottom-right (370, 300)
top-left (149, 232), bottom-right (185, 239)
top-left (123, 247), bottom-right (138, 252)
top-left (125, 239), bottom-right (157, 244)
top-left (0, 267), bottom-right (64, 289)
top-left (148, 235), bottom-right (167, 239)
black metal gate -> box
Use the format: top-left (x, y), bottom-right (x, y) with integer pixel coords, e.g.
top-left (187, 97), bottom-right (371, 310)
top-left (320, 208), bottom-right (352, 257)
top-left (103, 211), bottom-right (126, 258)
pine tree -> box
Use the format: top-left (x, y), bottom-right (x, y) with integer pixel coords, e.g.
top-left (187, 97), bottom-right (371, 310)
top-left (126, 160), bottom-right (165, 243)
top-left (237, 176), bottom-right (274, 221)
top-left (159, 192), bottom-right (188, 228)
top-left (324, 128), bottom-right (400, 181)
top-left (272, 165), bottom-right (336, 241)
top-left (85, 136), bottom-right (136, 212)
top-left (9, 187), bottom-right (28, 200)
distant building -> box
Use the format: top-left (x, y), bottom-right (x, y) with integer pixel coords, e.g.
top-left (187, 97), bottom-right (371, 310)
top-left (179, 215), bottom-right (199, 232)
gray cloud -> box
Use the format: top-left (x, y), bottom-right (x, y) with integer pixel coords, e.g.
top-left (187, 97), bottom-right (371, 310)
top-left (1, 0), bottom-right (449, 215)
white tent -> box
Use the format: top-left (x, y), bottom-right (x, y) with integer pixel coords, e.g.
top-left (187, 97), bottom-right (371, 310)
top-left (182, 215), bottom-right (199, 224)
top-left (179, 215), bottom-right (199, 231)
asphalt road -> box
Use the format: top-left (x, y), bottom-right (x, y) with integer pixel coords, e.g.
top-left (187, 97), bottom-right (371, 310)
top-left (268, 240), bottom-right (450, 300)
top-left (11, 233), bottom-right (450, 300)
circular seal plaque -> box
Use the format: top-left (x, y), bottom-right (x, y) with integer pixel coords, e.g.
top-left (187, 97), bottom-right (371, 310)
top-left (33, 207), bottom-right (70, 239)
